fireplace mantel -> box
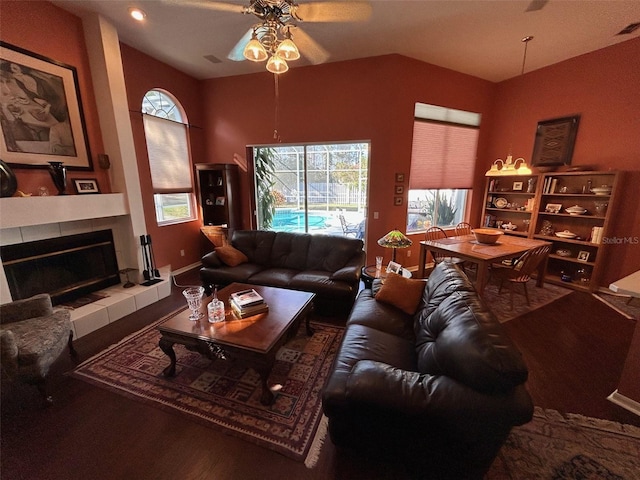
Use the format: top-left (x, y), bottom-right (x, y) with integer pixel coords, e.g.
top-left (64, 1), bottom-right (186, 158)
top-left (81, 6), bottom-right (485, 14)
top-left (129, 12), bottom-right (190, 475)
top-left (0, 194), bottom-right (128, 228)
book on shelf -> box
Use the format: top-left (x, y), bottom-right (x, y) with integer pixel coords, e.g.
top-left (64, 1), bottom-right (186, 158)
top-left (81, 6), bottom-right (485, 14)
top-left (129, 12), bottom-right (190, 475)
top-left (230, 289), bottom-right (264, 308)
top-left (230, 299), bottom-right (269, 318)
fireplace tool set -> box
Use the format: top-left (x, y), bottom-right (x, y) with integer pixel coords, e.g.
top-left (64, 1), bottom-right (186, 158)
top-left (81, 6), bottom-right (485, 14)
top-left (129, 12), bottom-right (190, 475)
top-left (140, 235), bottom-right (162, 286)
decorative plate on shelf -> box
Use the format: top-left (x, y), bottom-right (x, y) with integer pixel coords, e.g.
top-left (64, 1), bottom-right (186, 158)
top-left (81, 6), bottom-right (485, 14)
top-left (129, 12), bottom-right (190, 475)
top-left (494, 197), bottom-right (508, 208)
top-left (555, 249), bottom-right (572, 257)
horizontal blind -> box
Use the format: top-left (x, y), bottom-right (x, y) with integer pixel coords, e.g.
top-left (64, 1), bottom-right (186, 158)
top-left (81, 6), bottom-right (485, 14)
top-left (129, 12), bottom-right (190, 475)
top-left (409, 120), bottom-right (479, 190)
top-left (143, 114), bottom-right (193, 194)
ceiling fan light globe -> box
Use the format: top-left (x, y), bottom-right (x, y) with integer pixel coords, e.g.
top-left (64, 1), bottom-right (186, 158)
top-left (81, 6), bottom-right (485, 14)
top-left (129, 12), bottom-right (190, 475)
top-left (243, 38), bottom-right (268, 62)
top-left (276, 39), bottom-right (300, 61)
top-left (266, 55), bottom-right (289, 74)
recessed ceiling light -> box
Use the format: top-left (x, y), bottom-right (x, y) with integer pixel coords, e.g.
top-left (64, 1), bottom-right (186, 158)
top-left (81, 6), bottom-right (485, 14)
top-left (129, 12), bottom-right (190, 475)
top-left (129, 8), bottom-right (146, 22)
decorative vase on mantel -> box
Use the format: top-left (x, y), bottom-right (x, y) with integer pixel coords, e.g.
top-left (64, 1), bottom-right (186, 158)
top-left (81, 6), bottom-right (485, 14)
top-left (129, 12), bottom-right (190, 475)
top-left (48, 161), bottom-right (67, 195)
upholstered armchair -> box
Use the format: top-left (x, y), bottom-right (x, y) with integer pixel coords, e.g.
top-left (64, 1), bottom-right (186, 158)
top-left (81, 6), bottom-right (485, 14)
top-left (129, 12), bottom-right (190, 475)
top-left (0, 293), bottom-right (76, 403)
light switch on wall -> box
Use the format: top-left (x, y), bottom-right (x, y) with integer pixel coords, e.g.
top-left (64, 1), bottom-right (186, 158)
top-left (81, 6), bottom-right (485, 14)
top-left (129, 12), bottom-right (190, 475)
top-left (373, 212), bottom-right (379, 219)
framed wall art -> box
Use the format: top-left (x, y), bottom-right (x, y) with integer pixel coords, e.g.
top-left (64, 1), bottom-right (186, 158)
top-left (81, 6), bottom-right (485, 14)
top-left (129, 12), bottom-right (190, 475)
top-left (73, 178), bottom-right (100, 194)
top-left (0, 41), bottom-right (92, 169)
top-left (531, 115), bottom-right (580, 167)
top-left (577, 251), bottom-right (590, 262)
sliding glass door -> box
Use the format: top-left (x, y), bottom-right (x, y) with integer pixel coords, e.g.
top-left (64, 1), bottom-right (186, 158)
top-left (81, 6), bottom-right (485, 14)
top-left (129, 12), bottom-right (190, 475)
top-left (253, 143), bottom-right (369, 239)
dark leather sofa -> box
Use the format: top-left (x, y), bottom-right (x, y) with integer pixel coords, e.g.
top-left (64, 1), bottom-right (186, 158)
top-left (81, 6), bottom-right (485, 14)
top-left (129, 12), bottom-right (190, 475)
top-left (200, 230), bottom-right (365, 314)
top-left (322, 262), bottom-right (534, 479)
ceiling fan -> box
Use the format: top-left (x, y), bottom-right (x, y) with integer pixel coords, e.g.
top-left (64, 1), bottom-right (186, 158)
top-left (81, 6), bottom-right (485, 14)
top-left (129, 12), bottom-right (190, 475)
top-left (164, 0), bottom-right (372, 73)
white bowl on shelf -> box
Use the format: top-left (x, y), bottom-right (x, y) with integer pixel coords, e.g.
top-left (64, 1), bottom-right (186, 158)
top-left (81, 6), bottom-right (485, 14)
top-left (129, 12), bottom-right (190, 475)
top-left (565, 205), bottom-right (587, 215)
top-left (555, 230), bottom-right (577, 239)
top-left (590, 186), bottom-right (612, 195)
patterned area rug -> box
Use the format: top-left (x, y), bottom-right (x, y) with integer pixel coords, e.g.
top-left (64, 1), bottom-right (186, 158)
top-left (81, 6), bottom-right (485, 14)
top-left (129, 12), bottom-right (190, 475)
top-left (482, 279), bottom-right (573, 323)
top-left (70, 308), bottom-right (344, 467)
top-left (487, 407), bottom-right (640, 479)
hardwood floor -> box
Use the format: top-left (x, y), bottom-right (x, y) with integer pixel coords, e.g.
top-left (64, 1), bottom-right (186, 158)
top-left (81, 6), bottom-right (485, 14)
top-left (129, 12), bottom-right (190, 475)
top-left (2, 269), bottom-right (638, 480)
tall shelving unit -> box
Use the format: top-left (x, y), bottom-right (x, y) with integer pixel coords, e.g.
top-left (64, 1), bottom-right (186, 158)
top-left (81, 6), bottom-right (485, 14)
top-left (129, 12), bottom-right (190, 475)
top-left (531, 171), bottom-right (619, 292)
top-left (480, 170), bottom-right (619, 292)
top-left (481, 174), bottom-right (539, 237)
top-left (195, 163), bottom-right (241, 240)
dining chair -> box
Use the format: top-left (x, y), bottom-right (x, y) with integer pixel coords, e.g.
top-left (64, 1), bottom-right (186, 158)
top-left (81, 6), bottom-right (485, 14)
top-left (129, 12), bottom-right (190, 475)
top-left (492, 244), bottom-right (552, 310)
top-left (454, 222), bottom-right (476, 274)
top-left (424, 227), bottom-right (466, 268)
top-left (455, 222), bottom-right (473, 236)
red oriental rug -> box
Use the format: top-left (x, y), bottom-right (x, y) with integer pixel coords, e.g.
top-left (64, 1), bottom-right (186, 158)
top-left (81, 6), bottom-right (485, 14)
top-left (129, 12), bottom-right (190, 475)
top-left (70, 307), bottom-right (343, 467)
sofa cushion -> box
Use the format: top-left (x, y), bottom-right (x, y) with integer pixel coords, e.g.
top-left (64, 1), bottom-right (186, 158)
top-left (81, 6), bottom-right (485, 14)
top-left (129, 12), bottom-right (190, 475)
top-left (306, 235), bottom-right (363, 272)
top-left (269, 232), bottom-right (311, 270)
top-left (414, 287), bottom-right (528, 394)
top-left (214, 245), bottom-right (248, 267)
top-left (375, 273), bottom-right (425, 315)
top-left (347, 289), bottom-right (415, 341)
top-left (232, 230), bottom-right (277, 265)
top-left (335, 324), bottom-right (416, 373)
top-left (290, 271), bottom-right (354, 298)
top-left (249, 268), bottom-right (298, 288)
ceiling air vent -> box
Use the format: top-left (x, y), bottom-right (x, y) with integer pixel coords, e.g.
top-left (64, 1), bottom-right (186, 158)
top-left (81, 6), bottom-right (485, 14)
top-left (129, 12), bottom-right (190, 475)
top-left (617, 22), bottom-right (640, 35)
top-left (204, 54), bottom-right (222, 64)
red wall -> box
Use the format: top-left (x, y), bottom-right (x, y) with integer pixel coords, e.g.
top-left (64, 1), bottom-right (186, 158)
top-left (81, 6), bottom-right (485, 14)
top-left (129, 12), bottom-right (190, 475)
top-left (119, 44), bottom-right (206, 271)
top-left (486, 38), bottom-right (640, 285)
top-left (0, 1), bottom-right (108, 193)
top-left (200, 55), bottom-right (496, 265)
top-left (5, 2), bottom-right (638, 286)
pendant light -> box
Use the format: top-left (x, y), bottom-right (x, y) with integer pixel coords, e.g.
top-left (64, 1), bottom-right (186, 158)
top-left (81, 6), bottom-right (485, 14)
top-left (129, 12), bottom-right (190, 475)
top-left (486, 36), bottom-right (534, 176)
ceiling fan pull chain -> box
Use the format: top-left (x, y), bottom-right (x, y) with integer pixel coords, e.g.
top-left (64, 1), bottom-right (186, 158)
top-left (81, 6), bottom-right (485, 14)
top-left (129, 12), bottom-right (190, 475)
top-left (273, 73), bottom-right (281, 142)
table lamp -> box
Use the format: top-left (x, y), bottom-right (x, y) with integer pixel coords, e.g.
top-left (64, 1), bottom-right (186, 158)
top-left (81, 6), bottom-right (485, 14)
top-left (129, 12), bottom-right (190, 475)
top-left (377, 230), bottom-right (412, 263)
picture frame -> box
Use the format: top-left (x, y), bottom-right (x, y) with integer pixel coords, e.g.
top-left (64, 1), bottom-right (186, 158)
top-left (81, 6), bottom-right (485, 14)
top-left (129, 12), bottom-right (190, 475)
top-left (0, 42), bottom-right (92, 169)
top-left (545, 203), bottom-right (562, 214)
top-left (215, 196), bottom-right (226, 205)
top-left (395, 173), bottom-right (405, 183)
top-left (73, 178), bottom-right (100, 194)
top-left (386, 261), bottom-right (402, 274)
top-left (395, 185), bottom-right (404, 194)
top-left (394, 196), bottom-right (403, 206)
top-left (512, 181), bottom-right (523, 191)
top-left (531, 115), bottom-right (580, 167)
top-left (577, 251), bottom-right (590, 262)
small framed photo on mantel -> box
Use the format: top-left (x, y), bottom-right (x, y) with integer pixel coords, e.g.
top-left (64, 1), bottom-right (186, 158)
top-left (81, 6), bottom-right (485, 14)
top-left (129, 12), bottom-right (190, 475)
top-left (73, 178), bottom-right (100, 194)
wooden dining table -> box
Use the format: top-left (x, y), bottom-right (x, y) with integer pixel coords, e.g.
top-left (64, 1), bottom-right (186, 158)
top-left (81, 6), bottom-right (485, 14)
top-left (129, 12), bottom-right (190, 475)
top-left (418, 234), bottom-right (552, 293)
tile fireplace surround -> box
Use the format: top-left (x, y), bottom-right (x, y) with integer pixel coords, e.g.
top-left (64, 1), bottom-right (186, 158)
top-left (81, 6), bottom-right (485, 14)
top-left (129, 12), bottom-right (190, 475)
top-left (0, 194), bottom-right (171, 338)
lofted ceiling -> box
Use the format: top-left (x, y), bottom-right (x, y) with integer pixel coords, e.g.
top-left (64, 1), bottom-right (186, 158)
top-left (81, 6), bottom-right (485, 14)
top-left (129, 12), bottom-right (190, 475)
top-left (51, 0), bottom-right (640, 82)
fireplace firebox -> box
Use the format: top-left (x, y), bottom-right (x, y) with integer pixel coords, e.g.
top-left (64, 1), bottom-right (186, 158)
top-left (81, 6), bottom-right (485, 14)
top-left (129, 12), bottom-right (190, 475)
top-left (1, 230), bottom-right (120, 306)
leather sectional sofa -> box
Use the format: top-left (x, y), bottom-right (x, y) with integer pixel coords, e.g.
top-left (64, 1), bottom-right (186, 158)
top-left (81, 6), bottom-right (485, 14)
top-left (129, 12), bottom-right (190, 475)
top-left (200, 230), bottom-right (365, 314)
top-left (322, 262), bottom-right (534, 479)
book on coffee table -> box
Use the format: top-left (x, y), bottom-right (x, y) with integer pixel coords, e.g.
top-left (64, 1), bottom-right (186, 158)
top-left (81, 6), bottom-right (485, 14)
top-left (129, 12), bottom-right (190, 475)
top-left (230, 289), bottom-right (264, 308)
top-left (230, 299), bottom-right (269, 318)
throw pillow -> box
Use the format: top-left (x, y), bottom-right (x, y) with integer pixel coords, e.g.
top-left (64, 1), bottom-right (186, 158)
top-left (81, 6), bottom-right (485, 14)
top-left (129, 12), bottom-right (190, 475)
top-left (215, 245), bottom-right (248, 267)
top-left (375, 273), bottom-right (425, 315)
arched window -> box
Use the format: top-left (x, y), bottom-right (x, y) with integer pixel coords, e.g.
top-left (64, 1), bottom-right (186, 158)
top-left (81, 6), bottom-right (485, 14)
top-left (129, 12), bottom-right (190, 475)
top-left (142, 89), bottom-right (196, 225)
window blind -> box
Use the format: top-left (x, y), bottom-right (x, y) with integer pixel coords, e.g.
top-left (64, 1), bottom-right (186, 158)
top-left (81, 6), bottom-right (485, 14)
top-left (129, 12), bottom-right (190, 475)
top-left (143, 114), bottom-right (193, 194)
top-left (409, 120), bottom-right (479, 190)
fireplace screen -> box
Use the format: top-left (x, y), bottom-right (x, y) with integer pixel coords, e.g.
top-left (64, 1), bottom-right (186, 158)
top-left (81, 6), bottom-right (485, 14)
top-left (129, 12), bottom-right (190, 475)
top-left (1, 230), bottom-right (120, 305)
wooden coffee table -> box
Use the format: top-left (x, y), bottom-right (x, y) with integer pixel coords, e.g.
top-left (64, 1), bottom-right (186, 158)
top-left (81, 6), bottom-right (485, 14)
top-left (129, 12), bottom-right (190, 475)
top-left (157, 283), bottom-right (315, 405)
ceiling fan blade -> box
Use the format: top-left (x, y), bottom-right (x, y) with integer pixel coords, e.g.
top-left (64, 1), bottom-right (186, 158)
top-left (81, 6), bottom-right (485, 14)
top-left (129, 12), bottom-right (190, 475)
top-left (295, 1), bottom-right (372, 22)
top-left (227, 28), bottom-right (253, 61)
top-left (525, 0), bottom-right (549, 12)
top-left (162, 0), bottom-right (246, 13)
top-left (291, 26), bottom-right (329, 65)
